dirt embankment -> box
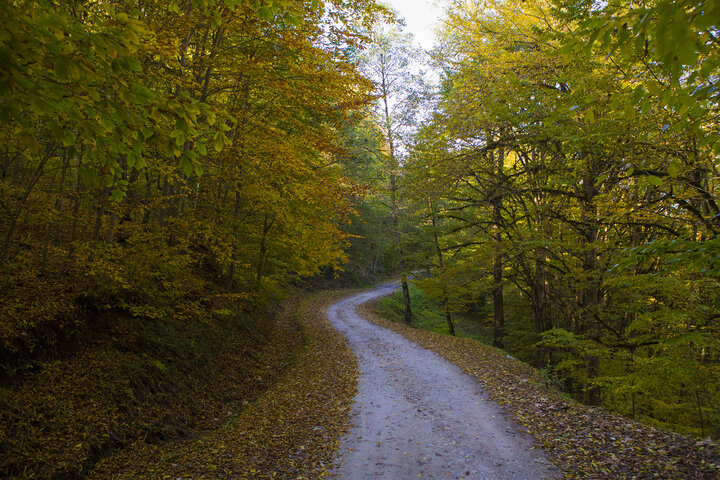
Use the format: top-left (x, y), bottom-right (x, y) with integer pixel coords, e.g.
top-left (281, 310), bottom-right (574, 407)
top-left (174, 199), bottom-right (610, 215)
top-left (1, 288), bottom-right (360, 480)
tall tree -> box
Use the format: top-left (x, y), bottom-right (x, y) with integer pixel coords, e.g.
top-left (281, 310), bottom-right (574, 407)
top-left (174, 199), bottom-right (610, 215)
top-left (0, 0), bottom-right (392, 377)
top-left (405, 0), bottom-right (720, 436)
top-left (359, 26), bottom-right (425, 323)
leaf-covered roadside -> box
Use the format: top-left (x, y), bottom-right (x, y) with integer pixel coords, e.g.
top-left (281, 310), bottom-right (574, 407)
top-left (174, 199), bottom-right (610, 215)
top-left (359, 300), bottom-right (720, 479)
top-left (0, 288), bottom-right (303, 479)
top-left (88, 291), bottom-right (359, 479)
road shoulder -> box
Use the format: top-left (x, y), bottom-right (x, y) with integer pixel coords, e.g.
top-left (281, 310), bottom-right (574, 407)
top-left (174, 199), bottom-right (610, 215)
top-left (357, 299), bottom-right (720, 479)
top-left (88, 290), bottom-right (360, 479)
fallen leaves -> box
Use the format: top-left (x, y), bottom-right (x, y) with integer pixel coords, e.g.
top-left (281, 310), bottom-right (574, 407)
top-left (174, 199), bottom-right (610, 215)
top-left (87, 290), bottom-right (359, 479)
top-left (359, 300), bottom-right (720, 480)
top-left (1, 292), bottom-right (303, 479)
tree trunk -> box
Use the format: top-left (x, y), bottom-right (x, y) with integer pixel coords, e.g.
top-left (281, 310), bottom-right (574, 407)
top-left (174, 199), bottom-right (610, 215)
top-left (380, 52), bottom-right (411, 324)
top-left (63, 158), bottom-right (83, 272)
top-left (401, 276), bottom-right (412, 324)
top-left (430, 199), bottom-right (454, 335)
top-left (581, 157), bottom-right (602, 406)
top-left (254, 212), bottom-right (273, 291)
top-left (54, 152), bottom-right (70, 245)
top-left (41, 151), bottom-right (69, 274)
top-left (225, 77), bottom-right (252, 288)
top-left (533, 257), bottom-right (551, 366)
top-left (225, 190), bottom-right (242, 289)
top-left (586, 354), bottom-right (601, 406)
top-left (0, 146), bottom-right (55, 267)
top-left (532, 150), bottom-right (551, 366)
top-left (490, 135), bottom-right (505, 349)
top-left (87, 193), bottom-right (105, 263)
top-left (492, 247), bottom-right (504, 348)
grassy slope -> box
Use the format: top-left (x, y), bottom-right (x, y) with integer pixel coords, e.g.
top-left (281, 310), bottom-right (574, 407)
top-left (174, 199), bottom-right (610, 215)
top-left (360, 298), bottom-right (720, 480)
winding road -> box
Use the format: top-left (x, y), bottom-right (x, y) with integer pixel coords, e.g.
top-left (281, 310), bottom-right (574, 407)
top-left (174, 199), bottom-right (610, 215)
top-left (328, 283), bottom-right (559, 479)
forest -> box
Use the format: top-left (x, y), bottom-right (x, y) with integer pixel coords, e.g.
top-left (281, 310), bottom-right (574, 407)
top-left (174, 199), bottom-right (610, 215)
top-left (398, 0), bottom-right (720, 440)
top-left (1, 0), bottom-right (719, 478)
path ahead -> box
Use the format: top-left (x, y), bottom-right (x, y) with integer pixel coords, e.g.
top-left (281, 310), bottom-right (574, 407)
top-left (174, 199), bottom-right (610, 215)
top-left (328, 283), bottom-right (559, 480)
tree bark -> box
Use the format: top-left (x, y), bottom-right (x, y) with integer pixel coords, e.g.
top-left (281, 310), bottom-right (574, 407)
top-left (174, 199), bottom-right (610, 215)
top-left (254, 212), bottom-right (273, 291)
top-left (378, 52), bottom-right (412, 324)
top-left (430, 199), bottom-right (454, 335)
top-left (490, 135), bottom-right (505, 349)
top-left (0, 146), bottom-right (56, 267)
top-left (531, 150), bottom-right (551, 366)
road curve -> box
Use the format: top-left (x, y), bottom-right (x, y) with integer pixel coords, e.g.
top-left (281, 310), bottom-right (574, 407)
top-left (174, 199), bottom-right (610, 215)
top-left (328, 283), bottom-right (559, 480)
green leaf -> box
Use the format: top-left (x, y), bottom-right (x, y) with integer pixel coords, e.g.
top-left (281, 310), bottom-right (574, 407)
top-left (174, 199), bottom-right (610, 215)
top-left (258, 6), bottom-right (273, 20)
top-left (677, 42), bottom-right (698, 66)
top-left (286, 12), bottom-right (301, 26)
top-left (694, 12), bottom-right (716, 30)
top-left (109, 187), bottom-right (125, 202)
top-left (647, 175), bottom-right (663, 187)
top-left (667, 161), bottom-right (680, 179)
top-left (54, 56), bottom-right (70, 79)
top-left (213, 131), bottom-right (225, 152)
top-left (130, 83), bottom-right (154, 100)
top-left (181, 157), bottom-right (194, 177)
top-left (79, 166), bottom-right (99, 187)
top-left (624, 103), bottom-right (636, 119)
top-left (126, 56), bottom-right (142, 72)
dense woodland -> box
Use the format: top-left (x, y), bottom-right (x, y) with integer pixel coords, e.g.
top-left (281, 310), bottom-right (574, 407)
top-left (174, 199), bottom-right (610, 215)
top-left (0, 0), bottom-right (389, 363)
top-left (0, 0), bottom-right (392, 477)
top-left (396, 0), bottom-right (720, 440)
top-left (1, 0), bottom-right (720, 477)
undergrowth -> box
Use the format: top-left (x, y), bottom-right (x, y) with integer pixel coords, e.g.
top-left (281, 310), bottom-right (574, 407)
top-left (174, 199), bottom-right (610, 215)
top-left (0, 287), bottom-right (303, 479)
top-left (379, 283), bottom-right (547, 365)
top-left (379, 284), bottom-right (481, 335)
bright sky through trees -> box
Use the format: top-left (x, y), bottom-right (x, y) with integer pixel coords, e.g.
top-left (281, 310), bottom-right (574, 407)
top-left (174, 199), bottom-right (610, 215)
top-left (382, 0), bottom-right (444, 49)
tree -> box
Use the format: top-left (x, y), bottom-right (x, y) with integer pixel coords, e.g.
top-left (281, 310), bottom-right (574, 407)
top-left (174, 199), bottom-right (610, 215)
top-left (0, 0), bottom-right (392, 385)
top-left (404, 0), bottom-right (720, 436)
top-left (358, 25), bottom-right (426, 324)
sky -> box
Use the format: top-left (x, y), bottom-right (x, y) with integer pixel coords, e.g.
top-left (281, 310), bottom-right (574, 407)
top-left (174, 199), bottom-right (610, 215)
top-left (381, 0), bottom-right (446, 50)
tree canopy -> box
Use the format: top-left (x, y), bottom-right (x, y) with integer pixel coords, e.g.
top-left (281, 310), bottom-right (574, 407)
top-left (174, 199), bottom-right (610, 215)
top-left (394, 0), bottom-right (720, 438)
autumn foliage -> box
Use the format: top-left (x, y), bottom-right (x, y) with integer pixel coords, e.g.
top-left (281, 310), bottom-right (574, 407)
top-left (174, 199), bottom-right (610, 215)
top-left (401, 0), bottom-right (720, 440)
top-left (0, 0), bottom-right (388, 477)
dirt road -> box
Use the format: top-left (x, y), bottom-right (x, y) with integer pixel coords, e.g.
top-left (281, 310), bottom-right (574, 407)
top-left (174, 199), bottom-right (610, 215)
top-left (328, 283), bottom-right (559, 479)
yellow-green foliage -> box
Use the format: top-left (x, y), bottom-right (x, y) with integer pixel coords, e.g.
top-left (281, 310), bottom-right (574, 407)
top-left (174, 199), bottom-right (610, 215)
top-left (401, 0), bottom-right (720, 440)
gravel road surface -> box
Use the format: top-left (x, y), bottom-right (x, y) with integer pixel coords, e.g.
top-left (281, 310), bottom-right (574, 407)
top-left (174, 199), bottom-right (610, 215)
top-left (328, 283), bottom-right (559, 480)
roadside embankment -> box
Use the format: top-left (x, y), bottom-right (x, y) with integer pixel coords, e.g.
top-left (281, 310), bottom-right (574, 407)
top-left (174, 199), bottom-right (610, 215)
top-left (359, 299), bottom-right (720, 480)
top-left (88, 290), bottom-right (359, 479)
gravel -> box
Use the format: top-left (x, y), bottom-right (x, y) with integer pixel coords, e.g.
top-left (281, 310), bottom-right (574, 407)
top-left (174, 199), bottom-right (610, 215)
top-left (327, 283), bottom-right (560, 479)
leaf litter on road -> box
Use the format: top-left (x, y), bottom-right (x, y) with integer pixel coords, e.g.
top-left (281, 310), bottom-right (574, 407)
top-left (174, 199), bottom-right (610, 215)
top-left (358, 299), bottom-right (720, 480)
